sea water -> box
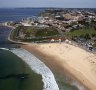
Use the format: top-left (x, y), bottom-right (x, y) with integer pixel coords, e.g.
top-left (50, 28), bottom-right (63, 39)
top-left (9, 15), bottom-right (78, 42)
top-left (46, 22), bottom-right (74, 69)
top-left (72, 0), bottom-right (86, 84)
top-left (11, 48), bottom-right (59, 90)
top-left (0, 8), bottom-right (45, 22)
top-left (0, 49), bottom-right (43, 90)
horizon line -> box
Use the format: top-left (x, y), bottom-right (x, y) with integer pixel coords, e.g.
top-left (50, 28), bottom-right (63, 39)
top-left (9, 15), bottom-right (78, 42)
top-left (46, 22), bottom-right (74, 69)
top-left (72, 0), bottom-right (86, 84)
top-left (0, 7), bottom-right (96, 9)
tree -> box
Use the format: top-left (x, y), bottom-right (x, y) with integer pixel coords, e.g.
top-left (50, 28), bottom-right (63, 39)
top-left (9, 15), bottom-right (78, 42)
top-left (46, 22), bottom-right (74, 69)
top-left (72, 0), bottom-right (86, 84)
top-left (92, 34), bottom-right (96, 37)
top-left (84, 33), bottom-right (90, 40)
top-left (25, 29), bottom-right (33, 37)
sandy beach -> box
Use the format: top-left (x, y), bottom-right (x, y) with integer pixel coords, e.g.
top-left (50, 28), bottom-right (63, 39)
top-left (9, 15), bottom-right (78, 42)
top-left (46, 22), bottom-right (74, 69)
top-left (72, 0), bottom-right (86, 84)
top-left (22, 42), bottom-right (96, 90)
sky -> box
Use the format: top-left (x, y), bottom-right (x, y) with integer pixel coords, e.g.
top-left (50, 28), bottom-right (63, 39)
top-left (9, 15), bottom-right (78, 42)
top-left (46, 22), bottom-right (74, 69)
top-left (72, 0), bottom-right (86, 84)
top-left (0, 0), bottom-right (96, 8)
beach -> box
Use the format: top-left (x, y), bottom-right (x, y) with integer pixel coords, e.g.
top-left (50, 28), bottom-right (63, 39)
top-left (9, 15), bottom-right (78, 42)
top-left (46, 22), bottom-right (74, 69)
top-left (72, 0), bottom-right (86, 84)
top-left (22, 42), bottom-right (96, 90)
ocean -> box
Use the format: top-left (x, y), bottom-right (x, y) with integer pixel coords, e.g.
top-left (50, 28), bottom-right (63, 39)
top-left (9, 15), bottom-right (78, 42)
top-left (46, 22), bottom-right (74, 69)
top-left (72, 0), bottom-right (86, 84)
top-left (0, 8), bottom-right (59, 90)
top-left (0, 8), bottom-right (45, 22)
top-left (0, 25), bottom-right (44, 90)
top-left (0, 8), bottom-right (45, 90)
top-left (0, 49), bottom-right (43, 90)
top-left (0, 8), bottom-right (84, 90)
top-left (0, 26), bottom-right (59, 90)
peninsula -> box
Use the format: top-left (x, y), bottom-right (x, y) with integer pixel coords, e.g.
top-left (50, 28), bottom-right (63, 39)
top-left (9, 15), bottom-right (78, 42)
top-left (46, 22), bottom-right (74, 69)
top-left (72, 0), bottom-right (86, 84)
top-left (7, 8), bottom-right (96, 90)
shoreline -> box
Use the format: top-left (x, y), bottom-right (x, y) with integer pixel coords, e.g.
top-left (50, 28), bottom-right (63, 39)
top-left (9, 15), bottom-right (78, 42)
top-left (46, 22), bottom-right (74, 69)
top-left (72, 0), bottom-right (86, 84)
top-left (0, 47), bottom-right (59, 90)
top-left (21, 42), bottom-right (96, 90)
top-left (21, 44), bottom-right (86, 90)
top-left (7, 25), bottom-right (96, 90)
top-left (10, 48), bottom-right (59, 90)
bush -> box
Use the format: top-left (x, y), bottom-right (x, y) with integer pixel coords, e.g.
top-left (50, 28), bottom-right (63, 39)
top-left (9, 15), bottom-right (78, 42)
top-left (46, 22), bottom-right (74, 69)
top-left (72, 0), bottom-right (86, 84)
top-left (93, 43), bottom-right (96, 47)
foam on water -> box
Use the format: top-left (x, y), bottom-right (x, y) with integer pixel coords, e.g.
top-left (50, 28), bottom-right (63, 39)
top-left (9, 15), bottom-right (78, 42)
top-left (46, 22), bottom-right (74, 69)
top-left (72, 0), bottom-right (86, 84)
top-left (71, 80), bottom-right (86, 90)
top-left (0, 48), bottom-right (9, 50)
top-left (10, 48), bottom-right (59, 90)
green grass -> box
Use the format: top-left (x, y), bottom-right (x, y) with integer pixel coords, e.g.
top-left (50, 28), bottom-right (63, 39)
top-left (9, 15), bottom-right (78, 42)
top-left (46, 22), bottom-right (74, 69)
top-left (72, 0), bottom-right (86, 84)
top-left (35, 28), bottom-right (59, 37)
top-left (23, 26), bottom-right (59, 38)
top-left (12, 26), bottom-right (60, 42)
top-left (64, 28), bottom-right (96, 38)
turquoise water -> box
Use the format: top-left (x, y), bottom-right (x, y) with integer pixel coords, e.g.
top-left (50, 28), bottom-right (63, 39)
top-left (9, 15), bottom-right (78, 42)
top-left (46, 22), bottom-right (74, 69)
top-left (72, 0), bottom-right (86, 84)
top-left (0, 49), bottom-right (43, 90)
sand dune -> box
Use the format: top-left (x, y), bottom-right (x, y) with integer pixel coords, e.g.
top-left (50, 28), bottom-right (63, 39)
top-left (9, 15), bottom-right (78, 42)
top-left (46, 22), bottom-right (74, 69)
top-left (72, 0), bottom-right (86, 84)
top-left (22, 42), bottom-right (96, 90)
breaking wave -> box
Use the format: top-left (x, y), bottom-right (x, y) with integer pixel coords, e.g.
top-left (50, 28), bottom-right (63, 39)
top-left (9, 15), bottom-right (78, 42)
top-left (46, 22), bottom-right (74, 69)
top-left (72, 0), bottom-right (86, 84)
top-left (10, 48), bottom-right (59, 90)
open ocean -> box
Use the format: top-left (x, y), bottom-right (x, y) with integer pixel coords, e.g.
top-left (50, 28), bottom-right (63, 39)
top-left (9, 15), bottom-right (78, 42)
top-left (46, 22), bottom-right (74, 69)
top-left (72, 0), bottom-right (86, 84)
top-left (0, 8), bottom-right (84, 90)
top-left (0, 8), bottom-right (45, 22)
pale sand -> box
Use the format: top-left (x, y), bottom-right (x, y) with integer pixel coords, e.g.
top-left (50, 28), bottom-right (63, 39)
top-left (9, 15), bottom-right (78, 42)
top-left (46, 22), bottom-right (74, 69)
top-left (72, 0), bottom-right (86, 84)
top-left (22, 42), bottom-right (96, 90)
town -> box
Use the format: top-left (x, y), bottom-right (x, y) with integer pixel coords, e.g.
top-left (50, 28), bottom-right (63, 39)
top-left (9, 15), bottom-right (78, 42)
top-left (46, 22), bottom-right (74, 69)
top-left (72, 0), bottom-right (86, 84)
top-left (2, 8), bottom-right (96, 51)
